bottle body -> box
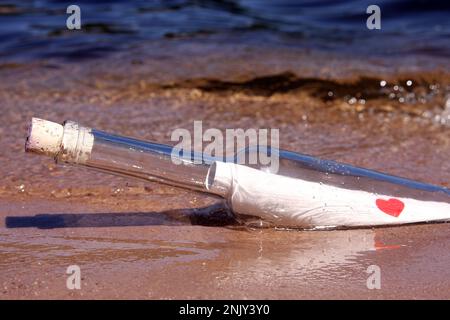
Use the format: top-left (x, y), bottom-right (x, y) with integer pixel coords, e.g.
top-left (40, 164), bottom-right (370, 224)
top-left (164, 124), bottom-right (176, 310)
top-left (238, 146), bottom-right (450, 203)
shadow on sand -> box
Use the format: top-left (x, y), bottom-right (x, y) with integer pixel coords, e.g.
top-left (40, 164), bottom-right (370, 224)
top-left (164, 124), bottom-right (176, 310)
top-left (5, 202), bottom-right (239, 229)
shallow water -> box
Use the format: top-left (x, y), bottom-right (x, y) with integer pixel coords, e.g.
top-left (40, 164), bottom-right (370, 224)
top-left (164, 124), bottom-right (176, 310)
top-left (0, 1), bottom-right (449, 299)
top-left (1, 0), bottom-right (449, 60)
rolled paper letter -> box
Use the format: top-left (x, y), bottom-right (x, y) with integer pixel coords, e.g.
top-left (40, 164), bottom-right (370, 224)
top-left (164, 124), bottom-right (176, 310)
top-left (206, 161), bottom-right (450, 228)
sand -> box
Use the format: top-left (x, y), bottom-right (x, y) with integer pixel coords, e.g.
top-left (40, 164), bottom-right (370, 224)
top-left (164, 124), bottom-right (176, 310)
top-left (0, 39), bottom-right (449, 299)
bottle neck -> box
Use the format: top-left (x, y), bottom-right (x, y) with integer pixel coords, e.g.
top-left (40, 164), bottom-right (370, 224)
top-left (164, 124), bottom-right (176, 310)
top-left (54, 121), bottom-right (224, 196)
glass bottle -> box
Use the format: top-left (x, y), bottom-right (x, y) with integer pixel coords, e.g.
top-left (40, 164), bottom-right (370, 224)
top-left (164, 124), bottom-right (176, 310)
top-left (25, 118), bottom-right (450, 229)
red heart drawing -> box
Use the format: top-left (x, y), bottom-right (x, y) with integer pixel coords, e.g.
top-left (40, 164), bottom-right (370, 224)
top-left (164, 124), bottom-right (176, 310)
top-left (376, 198), bottom-right (405, 217)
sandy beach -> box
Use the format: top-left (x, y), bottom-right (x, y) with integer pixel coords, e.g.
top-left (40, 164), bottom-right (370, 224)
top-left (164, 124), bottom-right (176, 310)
top-left (1, 1), bottom-right (450, 299)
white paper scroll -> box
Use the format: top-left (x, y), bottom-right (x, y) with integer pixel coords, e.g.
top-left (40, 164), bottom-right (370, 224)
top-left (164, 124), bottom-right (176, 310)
top-left (207, 161), bottom-right (450, 228)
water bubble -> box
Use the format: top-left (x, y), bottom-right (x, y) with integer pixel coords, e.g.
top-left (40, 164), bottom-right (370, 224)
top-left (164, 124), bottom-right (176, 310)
top-left (393, 85), bottom-right (399, 91)
top-left (348, 97), bottom-right (357, 105)
top-left (439, 96), bottom-right (450, 126)
top-left (328, 91), bottom-right (334, 97)
top-left (406, 80), bottom-right (413, 87)
top-left (380, 80), bottom-right (387, 87)
top-left (422, 111), bottom-right (433, 119)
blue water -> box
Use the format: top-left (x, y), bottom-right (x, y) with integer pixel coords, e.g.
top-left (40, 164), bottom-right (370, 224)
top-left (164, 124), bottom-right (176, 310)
top-left (0, 0), bottom-right (449, 61)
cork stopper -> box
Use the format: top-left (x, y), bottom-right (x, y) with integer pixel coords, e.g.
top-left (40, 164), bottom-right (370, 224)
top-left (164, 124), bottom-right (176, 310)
top-left (25, 118), bottom-right (64, 157)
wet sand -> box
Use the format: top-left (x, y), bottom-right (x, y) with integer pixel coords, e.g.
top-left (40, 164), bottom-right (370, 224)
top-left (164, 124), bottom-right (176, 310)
top-left (2, 197), bottom-right (450, 299)
top-left (1, 39), bottom-right (450, 299)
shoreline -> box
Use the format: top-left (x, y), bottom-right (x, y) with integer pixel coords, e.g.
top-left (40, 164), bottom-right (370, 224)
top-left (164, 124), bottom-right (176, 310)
top-left (1, 39), bottom-right (449, 299)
